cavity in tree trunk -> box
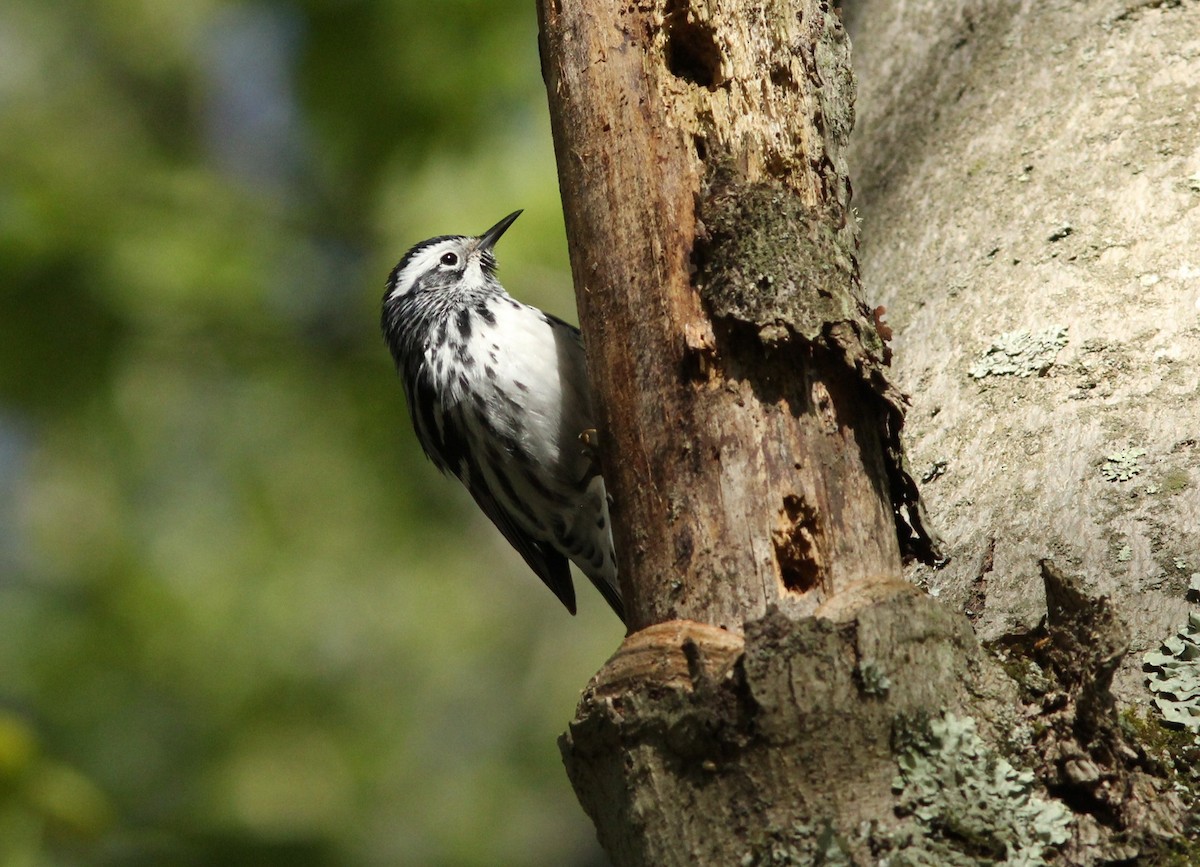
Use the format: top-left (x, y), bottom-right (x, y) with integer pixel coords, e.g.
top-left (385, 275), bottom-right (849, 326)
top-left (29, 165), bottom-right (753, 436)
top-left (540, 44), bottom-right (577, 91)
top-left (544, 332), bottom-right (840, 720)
top-left (537, 0), bottom-right (1194, 863)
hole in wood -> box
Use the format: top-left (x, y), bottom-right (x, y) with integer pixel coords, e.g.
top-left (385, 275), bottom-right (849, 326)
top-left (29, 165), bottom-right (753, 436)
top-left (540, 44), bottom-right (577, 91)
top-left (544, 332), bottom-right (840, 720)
top-left (773, 494), bottom-right (822, 593)
top-left (664, 0), bottom-right (722, 88)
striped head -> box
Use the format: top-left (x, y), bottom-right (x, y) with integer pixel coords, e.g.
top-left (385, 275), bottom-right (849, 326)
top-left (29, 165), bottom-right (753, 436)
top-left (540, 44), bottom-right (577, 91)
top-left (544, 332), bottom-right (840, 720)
top-left (381, 210), bottom-right (522, 367)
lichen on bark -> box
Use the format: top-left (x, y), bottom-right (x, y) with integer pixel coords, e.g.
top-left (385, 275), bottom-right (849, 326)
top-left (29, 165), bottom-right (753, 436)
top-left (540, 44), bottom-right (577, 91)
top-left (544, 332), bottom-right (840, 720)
top-left (561, 590), bottom-right (1024, 866)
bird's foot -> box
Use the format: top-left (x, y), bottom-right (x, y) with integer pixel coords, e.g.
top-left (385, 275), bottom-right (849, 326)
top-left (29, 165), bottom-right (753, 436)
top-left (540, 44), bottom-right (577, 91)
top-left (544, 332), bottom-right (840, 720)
top-left (578, 428), bottom-right (600, 458)
top-left (578, 429), bottom-right (602, 484)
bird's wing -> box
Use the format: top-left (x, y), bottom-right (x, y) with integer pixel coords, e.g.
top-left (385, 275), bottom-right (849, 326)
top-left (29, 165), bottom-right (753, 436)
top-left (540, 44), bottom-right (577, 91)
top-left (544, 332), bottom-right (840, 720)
top-left (403, 329), bottom-right (580, 617)
top-left (539, 310), bottom-right (581, 338)
top-left (406, 369), bottom-right (457, 474)
top-left (462, 462), bottom-right (578, 615)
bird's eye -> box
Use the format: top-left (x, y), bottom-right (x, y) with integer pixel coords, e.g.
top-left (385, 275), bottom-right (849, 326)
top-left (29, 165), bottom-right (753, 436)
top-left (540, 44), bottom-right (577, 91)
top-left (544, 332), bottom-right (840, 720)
top-left (440, 252), bottom-right (459, 267)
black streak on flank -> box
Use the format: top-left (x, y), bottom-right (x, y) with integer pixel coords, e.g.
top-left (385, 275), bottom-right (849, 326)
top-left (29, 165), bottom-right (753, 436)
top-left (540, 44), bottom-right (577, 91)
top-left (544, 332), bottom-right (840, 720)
top-left (492, 463), bottom-right (544, 529)
top-left (497, 431), bottom-right (528, 464)
top-left (476, 304), bottom-right (497, 325)
top-left (523, 465), bottom-right (571, 506)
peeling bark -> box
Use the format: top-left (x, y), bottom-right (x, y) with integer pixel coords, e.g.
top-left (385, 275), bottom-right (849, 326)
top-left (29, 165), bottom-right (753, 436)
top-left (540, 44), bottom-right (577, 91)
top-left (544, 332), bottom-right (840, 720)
top-left (539, 0), bottom-right (1194, 861)
top-left (538, 0), bottom-right (934, 632)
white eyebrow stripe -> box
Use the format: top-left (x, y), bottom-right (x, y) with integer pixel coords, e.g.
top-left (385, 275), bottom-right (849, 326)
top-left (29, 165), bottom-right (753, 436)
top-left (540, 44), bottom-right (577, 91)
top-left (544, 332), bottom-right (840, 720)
top-left (388, 243), bottom-right (455, 301)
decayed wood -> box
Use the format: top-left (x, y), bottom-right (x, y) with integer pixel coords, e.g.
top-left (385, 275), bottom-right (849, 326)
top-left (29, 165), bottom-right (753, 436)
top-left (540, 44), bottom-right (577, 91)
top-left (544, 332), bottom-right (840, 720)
top-left (537, 0), bottom-right (922, 633)
top-left (535, 0), bottom-right (976, 862)
top-left (538, 0), bottom-right (1191, 862)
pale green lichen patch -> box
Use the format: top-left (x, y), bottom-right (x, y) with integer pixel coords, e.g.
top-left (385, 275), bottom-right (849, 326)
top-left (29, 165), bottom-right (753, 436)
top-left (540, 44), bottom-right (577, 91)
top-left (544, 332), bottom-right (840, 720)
top-left (969, 326), bottom-right (1069, 379)
top-left (1143, 612), bottom-right (1200, 741)
top-left (856, 659), bottom-right (892, 697)
top-left (1161, 468), bottom-right (1191, 493)
top-left (738, 821), bottom-right (852, 866)
top-left (1101, 447), bottom-right (1146, 482)
top-left (890, 713), bottom-right (1071, 865)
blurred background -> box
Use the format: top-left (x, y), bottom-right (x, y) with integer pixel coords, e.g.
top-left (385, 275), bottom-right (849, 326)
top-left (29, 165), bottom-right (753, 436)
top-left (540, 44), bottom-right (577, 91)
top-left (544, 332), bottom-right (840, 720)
top-left (0, 0), bottom-right (622, 864)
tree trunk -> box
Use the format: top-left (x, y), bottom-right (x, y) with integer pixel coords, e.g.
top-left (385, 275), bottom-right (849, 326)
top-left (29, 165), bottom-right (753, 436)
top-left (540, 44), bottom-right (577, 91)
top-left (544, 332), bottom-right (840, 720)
top-left (536, 0), bottom-right (940, 633)
top-left (538, 0), bottom-right (1193, 862)
top-left (844, 0), bottom-right (1200, 848)
top-left (845, 0), bottom-right (1200, 703)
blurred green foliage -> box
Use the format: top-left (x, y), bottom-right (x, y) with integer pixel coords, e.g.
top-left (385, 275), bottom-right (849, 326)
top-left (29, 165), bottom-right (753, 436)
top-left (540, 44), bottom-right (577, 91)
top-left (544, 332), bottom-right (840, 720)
top-left (0, 0), bottom-right (621, 864)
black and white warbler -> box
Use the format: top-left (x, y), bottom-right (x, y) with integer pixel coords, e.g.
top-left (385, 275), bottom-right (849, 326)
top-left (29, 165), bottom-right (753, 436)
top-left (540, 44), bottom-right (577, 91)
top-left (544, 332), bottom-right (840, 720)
top-left (381, 211), bottom-right (624, 623)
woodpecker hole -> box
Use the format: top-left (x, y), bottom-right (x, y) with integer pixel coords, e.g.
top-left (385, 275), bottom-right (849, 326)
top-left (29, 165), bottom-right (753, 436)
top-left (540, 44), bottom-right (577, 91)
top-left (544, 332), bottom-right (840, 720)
top-left (769, 63), bottom-right (795, 88)
top-left (772, 494), bottom-right (823, 594)
top-left (664, 0), bottom-right (723, 88)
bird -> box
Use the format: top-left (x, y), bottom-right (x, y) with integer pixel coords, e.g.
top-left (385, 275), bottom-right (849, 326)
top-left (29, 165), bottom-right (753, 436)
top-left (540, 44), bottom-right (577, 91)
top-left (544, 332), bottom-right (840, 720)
top-left (381, 210), bottom-right (624, 624)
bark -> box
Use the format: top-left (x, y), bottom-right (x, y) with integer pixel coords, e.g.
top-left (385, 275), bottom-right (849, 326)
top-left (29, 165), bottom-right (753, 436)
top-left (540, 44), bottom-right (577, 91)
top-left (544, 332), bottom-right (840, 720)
top-left (537, 0), bottom-right (937, 634)
top-left (845, 0), bottom-right (1200, 688)
top-left (538, 0), bottom-right (1195, 862)
top-left (845, 0), bottom-right (1200, 835)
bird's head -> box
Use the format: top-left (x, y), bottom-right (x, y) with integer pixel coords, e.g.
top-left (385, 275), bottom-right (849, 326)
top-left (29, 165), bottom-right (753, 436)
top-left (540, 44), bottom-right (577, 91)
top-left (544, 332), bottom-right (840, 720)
top-left (383, 210), bottom-right (522, 304)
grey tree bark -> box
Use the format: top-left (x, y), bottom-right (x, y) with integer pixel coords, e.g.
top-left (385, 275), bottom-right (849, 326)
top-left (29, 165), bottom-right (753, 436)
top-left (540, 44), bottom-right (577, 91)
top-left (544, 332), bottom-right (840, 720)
top-left (847, 0), bottom-right (1200, 705)
top-left (539, 0), bottom-right (1197, 863)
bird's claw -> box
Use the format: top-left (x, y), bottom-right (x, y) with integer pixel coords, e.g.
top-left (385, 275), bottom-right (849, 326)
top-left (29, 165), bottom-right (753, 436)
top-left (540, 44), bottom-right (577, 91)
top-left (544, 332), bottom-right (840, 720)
top-left (578, 429), bottom-right (602, 484)
top-left (578, 428), bottom-right (599, 458)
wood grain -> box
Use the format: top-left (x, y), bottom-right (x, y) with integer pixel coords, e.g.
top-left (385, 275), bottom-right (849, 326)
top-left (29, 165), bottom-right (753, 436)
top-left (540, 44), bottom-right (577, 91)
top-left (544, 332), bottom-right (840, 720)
top-left (538, 0), bottom-right (914, 630)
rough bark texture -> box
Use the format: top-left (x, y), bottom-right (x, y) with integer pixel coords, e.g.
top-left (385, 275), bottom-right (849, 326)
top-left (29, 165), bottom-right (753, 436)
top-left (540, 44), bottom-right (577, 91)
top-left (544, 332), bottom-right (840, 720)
top-left (563, 593), bottom-right (1022, 866)
top-left (541, 0), bottom-right (1195, 862)
top-left (538, 0), bottom-right (937, 634)
top-left (845, 0), bottom-right (1200, 780)
top-left (563, 566), bottom-right (1183, 864)
top-left (841, 0), bottom-right (1200, 857)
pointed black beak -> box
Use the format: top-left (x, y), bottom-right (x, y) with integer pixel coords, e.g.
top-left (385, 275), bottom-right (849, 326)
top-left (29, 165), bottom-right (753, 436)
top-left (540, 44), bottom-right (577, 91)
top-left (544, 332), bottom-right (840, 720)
top-left (478, 210), bottom-right (523, 252)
